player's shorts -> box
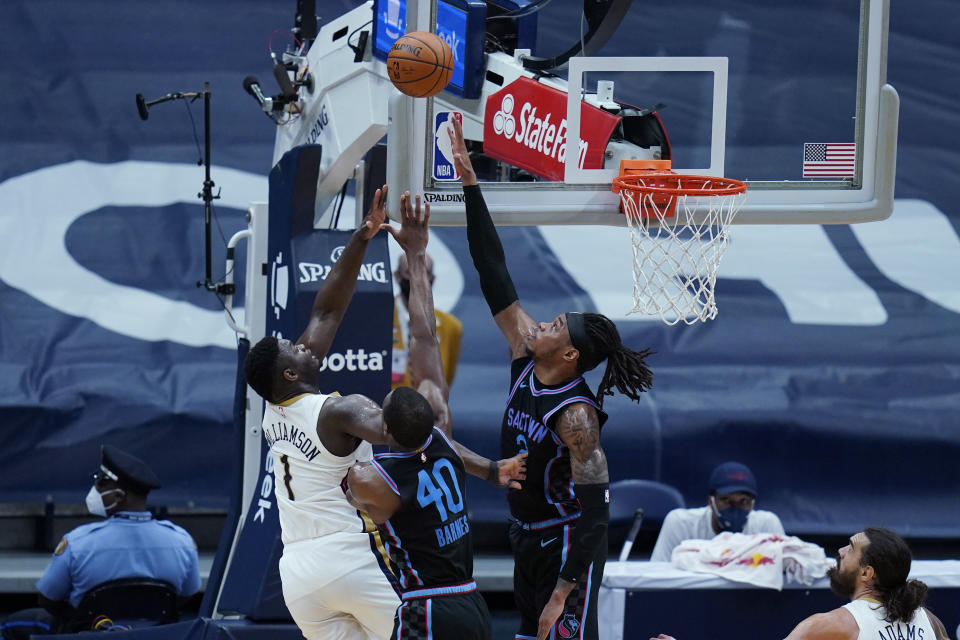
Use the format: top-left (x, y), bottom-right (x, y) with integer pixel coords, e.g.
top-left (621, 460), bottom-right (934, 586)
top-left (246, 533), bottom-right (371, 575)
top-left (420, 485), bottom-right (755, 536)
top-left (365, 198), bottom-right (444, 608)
top-left (508, 520), bottom-right (606, 640)
top-left (280, 531), bottom-right (400, 640)
top-left (393, 583), bottom-right (491, 640)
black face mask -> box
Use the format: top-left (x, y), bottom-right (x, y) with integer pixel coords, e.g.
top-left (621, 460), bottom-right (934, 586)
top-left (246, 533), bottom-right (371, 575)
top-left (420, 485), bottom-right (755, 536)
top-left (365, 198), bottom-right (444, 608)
top-left (399, 279), bottom-right (411, 301)
top-left (710, 495), bottom-right (751, 533)
top-left (716, 505), bottom-right (750, 532)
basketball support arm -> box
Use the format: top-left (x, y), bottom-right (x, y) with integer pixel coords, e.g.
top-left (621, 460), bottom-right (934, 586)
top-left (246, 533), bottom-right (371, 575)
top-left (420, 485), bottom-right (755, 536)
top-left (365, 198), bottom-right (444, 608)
top-left (269, 0), bottom-right (900, 228)
top-left (269, 2), bottom-right (655, 225)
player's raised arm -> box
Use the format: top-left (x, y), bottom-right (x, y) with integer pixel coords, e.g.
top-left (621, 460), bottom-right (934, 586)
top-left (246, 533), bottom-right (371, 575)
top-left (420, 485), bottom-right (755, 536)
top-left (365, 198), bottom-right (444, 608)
top-left (382, 191), bottom-right (526, 487)
top-left (382, 192), bottom-right (451, 435)
top-left (448, 117), bottom-right (536, 359)
top-left (296, 185), bottom-right (388, 358)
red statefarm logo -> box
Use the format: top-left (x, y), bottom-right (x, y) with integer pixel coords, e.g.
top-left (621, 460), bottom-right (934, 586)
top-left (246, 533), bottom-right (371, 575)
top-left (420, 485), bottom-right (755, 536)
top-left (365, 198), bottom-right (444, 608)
top-left (491, 92), bottom-right (573, 163)
top-left (483, 77), bottom-right (620, 181)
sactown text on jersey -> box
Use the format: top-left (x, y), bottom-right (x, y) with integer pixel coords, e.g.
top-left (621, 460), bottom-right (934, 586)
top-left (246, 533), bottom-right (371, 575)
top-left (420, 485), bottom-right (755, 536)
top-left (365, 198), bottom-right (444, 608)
top-left (505, 408), bottom-right (549, 443)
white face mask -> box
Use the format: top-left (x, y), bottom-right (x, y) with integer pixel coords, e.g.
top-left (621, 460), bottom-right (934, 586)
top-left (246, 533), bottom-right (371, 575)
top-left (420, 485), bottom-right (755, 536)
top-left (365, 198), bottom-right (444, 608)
top-left (85, 485), bottom-right (123, 517)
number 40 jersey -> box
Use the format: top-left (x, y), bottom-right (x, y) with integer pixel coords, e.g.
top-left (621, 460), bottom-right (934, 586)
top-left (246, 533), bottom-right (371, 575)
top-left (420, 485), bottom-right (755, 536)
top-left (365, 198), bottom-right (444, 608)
top-left (371, 427), bottom-right (473, 592)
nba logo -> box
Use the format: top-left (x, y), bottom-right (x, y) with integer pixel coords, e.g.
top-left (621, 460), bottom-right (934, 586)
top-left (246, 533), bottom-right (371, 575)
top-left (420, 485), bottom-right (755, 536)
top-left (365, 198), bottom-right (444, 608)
top-left (433, 111), bottom-right (461, 181)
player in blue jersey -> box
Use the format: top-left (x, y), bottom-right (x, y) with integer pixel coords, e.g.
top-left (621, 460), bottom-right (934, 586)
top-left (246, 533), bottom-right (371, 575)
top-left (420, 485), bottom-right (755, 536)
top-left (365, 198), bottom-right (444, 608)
top-left (346, 193), bottom-right (525, 639)
top-left (447, 117), bottom-right (654, 640)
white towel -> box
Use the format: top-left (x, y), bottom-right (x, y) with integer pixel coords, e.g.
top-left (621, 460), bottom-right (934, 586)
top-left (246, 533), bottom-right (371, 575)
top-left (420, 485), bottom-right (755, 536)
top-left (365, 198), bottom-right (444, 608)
top-left (671, 532), bottom-right (834, 590)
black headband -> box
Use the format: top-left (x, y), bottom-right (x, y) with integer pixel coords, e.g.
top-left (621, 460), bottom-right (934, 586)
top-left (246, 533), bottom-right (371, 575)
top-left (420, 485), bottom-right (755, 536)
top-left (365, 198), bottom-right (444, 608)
top-left (566, 312), bottom-right (589, 355)
top-left (566, 312), bottom-right (619, 373)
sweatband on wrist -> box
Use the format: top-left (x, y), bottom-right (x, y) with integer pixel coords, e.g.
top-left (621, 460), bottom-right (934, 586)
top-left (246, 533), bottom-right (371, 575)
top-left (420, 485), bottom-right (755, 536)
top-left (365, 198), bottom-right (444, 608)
top-left (559, 483), bottom-right (610, 583)
top-left (487, 460), bottom-right (498, 485)
top-left (464, 185), bottom-right (519, 315)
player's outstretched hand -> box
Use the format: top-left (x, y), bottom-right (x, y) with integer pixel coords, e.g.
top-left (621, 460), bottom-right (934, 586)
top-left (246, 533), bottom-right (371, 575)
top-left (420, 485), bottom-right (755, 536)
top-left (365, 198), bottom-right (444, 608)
top-left (381, 191), bottom-right (430, 255)
top-left (361, 185), bottom-right (388, 240)
top-left (447, 116), bottom-right (478, 187)
top-left (650, 635), bottom-right (677, 640)
top-left (496, 451), bottom-right (527, 490)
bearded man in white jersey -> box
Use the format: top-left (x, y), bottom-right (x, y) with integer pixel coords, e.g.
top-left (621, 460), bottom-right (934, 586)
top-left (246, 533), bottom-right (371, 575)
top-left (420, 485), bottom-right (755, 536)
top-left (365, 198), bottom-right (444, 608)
top-left (243, 187), bottom-right (524, 640)
top-left (651, 527), bottom-right (950, 640)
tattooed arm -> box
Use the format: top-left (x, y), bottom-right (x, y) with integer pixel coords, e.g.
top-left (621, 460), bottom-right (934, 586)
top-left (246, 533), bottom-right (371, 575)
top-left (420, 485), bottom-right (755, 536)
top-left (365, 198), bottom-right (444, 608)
top-left (536, 403), bottom-right (609, 640)
top-left (558, 403), bottom-right (609, 484)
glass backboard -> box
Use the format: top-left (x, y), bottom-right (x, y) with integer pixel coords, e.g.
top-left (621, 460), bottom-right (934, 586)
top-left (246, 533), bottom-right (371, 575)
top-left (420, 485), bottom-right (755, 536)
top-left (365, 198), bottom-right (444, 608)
top-left (386, 0), bottom-right (897, 225)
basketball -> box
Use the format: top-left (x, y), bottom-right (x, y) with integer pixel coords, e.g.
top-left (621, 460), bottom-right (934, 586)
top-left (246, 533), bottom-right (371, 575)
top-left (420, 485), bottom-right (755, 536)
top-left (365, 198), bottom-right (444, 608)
top-left (386, 31), bottom-right (454, 98)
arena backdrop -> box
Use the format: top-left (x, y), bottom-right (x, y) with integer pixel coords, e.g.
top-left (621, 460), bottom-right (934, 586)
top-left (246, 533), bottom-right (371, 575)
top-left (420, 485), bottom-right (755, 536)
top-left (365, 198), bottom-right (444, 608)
top-left (0, 0), bottom-right (957, 536)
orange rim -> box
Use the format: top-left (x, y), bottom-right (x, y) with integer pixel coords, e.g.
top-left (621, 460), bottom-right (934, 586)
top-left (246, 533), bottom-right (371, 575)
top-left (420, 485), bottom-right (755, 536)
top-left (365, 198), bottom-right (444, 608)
top-left (613, 172), bottom-right (747, 197)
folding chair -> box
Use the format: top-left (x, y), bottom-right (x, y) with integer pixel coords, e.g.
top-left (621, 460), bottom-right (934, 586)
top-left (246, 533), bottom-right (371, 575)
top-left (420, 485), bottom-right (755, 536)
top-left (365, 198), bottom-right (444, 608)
top-left (66, 577), bottom-right (179, 632)
top-left (609, 479), bottom-right (685, 561)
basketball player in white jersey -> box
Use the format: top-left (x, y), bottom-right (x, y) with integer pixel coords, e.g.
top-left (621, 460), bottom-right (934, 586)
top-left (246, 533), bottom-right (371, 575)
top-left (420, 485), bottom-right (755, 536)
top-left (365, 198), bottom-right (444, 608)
top-left (783, 527), bottom-right (949, 640)
top-left (244, 187), bottom-right (524, 640)
top-left (650, 527), bottom-right (950, 640)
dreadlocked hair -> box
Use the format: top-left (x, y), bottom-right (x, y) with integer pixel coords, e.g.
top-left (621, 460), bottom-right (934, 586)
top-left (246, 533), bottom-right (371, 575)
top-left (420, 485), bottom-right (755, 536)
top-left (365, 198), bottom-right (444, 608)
top-left (244, 336), bottom-right (281, 403)
top-left (580, 313), bottom-right (653, 408)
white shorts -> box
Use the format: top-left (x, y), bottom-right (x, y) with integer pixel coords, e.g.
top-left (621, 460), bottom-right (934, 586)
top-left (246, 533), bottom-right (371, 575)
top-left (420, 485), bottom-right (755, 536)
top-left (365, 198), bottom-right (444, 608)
top-left (280, 531), bottom-right (399, 640)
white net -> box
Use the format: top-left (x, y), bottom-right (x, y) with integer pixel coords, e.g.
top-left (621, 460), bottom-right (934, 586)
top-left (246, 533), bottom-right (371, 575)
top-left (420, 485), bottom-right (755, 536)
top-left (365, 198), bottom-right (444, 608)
top-left (617, 174), bottom-right (746, 325)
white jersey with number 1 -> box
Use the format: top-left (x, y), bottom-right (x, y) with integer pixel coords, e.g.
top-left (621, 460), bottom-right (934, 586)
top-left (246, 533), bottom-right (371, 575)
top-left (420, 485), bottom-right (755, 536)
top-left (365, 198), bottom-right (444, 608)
top-left (263, 392), bottom-right (372, 543)
top-left (261, 392), bottom-right (399, 640)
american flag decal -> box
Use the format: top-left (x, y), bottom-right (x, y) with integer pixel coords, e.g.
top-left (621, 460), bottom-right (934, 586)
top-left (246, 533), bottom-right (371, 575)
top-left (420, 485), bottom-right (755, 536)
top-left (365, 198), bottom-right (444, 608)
top-left (802, 143), bottom-right (855, 178)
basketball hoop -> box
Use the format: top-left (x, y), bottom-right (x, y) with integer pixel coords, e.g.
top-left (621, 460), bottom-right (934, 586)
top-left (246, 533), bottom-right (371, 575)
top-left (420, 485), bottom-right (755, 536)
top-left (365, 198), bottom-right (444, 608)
top-left (612, 171), bottom-right (747, 325)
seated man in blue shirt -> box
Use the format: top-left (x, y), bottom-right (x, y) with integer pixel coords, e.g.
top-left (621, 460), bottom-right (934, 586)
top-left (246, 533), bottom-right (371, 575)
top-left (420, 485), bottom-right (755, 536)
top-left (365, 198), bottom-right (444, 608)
top-left (36, 445), bottom-right (200, 626)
